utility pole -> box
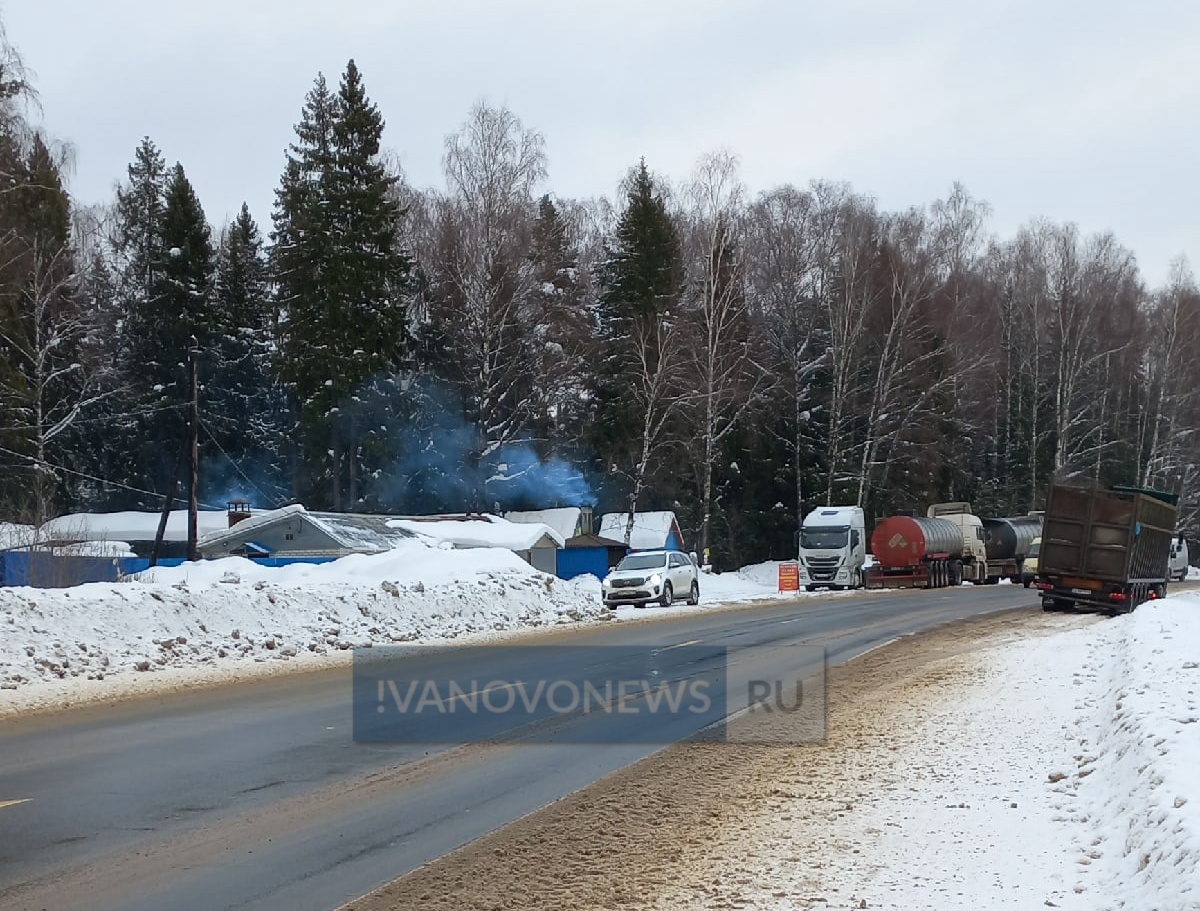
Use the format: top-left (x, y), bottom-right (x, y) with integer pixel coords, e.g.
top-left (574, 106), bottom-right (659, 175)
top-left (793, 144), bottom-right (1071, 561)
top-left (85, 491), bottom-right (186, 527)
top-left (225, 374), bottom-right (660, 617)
top-left (187, 336), bottom-right (200, 562)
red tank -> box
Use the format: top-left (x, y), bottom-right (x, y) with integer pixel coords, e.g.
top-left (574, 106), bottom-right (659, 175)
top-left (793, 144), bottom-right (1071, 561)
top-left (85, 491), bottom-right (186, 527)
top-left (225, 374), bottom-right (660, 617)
top-left (870, 515), bottom-right (964, 569)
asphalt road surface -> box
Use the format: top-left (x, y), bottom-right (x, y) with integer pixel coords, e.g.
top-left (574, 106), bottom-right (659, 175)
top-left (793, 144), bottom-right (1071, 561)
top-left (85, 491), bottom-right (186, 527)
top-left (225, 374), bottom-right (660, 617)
top-left (0, 584), bottom-right (1036, 911)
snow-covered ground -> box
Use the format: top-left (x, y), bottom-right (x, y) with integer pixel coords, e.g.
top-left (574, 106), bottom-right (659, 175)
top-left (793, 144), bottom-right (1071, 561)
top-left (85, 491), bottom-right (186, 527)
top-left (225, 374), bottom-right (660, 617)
top-left (0, 549), bottom-right (807, 715)
top-left (661, 590), bottom-right (1200, 911)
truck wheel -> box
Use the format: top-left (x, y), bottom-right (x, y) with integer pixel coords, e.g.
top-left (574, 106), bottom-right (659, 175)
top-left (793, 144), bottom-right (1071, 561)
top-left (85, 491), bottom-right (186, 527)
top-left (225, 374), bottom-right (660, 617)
top-left (854, 569), bottom-right (864, 589)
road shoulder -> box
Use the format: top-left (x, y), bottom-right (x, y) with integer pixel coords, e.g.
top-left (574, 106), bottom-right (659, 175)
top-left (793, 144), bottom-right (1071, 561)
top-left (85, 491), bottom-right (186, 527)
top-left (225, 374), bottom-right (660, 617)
top-left (339, 608), bottom-right (1099, 911)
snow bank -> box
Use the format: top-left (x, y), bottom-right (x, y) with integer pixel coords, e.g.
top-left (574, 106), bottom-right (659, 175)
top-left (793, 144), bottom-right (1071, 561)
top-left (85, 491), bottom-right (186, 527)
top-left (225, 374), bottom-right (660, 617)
top-left (1065, 593), bottom-right (1200, 909)
top-left (0, 539), bottom-right (604, 714)
top-left (642, 590), bottom-right (1200, 910)
top-left (0, 545), bottom-right (845, 715)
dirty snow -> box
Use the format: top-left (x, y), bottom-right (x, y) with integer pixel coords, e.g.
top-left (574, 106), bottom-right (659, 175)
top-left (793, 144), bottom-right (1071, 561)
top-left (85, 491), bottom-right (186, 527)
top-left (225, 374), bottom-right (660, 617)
top-left (656, 590), bottom-right (1200, 911)
top-left (0, 540), bottom-right (602, 714)
top-left (0, 545), bottom-right (823, 715)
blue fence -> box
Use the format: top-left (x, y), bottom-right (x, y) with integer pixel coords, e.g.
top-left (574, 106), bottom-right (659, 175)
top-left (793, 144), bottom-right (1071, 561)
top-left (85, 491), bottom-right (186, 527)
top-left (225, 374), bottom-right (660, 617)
top-left (0, 552), bottom-right (340, 588)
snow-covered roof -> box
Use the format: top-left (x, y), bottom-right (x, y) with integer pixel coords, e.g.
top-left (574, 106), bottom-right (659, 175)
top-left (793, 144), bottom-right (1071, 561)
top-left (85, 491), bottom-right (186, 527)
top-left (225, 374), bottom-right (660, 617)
top-left (0, 522), bottom-right (35, 551)
top-left (42, 510), bottom-right (233, 543)
top-left (388, 515), bottom-right (564, 550)
top-left (504, 508), bottom-right (583, 542)
top-left (197, 504), bottom-right (304, 550)
top-left (308, 512), bottom-right (415, 552)
top-left (598, 511), bottom-right (683, 550)
top-left (198, 505), bottom-right (415, 554)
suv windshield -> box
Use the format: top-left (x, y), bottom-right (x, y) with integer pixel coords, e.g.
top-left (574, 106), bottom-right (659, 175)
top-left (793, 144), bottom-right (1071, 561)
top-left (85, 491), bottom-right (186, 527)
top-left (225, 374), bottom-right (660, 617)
top-left (801, 528), bottom-right (848, 549)
top-left (616, 553), bottom-right (668, 571)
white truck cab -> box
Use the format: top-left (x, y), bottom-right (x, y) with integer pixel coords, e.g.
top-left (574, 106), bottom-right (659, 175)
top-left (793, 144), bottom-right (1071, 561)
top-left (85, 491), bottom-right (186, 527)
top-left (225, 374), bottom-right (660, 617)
top-left (926, 502), bottom-right (988, 582)
top-left (1169, 534), bottom-right (1189, 582)
top-left (798, 506), bottom-right (866, 591)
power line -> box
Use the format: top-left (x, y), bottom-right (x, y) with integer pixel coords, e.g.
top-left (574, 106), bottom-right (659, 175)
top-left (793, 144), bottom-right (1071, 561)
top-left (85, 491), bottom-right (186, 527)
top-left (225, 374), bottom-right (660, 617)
top-left (0, 400), bottom-right (188, 433)
top-left (197, 417), bottom-right (288, 508)
top-left (0, 444), bottom-right (224, 510)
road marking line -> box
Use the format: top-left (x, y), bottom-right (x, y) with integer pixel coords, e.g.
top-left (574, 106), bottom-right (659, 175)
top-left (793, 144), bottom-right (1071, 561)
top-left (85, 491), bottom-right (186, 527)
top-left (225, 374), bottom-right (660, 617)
top-left (659, 639), bottom-right (703, 651)
top-left (0, 799), bottom-right (30, 810)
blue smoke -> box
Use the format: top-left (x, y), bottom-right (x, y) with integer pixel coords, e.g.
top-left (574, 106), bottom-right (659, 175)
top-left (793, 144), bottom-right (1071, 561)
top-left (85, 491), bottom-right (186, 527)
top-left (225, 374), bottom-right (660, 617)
top-left (486, 445), bottom-right (598, 509)
top-left (366, 376), bottom-right (597, 513)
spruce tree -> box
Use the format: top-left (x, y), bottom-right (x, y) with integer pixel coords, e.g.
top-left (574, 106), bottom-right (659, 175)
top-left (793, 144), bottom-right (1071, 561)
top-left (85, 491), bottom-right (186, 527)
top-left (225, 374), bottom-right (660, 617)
top-left (154, 163), bottom-right (214, 358)
top-left (112, 152), bottom-right (214, 502)
top-left (594, 161), bottom-right (686, 541)
top-left (272, 61), bottom-right (410, 509)
top-left (206, 204), bottom-right (288, 504)
top-left (0, 134), bottom-right (79, 517)
top-left (528, 194), bottom-right (592, 454)
top-left (113, 138), bottom-right (168, 323)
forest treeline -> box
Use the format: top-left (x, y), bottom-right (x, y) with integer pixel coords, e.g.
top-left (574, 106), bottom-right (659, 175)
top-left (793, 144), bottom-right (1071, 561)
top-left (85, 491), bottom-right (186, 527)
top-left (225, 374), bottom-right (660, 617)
top-left (2, 22), bottom-right (1197, 567)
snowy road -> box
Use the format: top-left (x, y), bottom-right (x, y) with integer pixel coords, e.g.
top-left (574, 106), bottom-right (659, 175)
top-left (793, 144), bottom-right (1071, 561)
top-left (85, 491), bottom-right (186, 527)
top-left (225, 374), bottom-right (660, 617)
top-left (0, 585), bottom-right (1033, 911)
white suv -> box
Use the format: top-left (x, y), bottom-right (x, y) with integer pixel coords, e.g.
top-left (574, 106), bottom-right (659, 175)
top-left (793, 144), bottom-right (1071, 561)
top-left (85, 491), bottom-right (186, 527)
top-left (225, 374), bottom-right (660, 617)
top-left (602, 550), bottom-right (700, 608)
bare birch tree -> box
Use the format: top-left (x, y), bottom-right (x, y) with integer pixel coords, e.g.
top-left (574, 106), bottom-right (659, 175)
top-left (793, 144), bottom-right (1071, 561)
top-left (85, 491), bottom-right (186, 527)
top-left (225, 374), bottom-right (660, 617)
top-left (678, 150), bottom-right (768, 558)
top-left (744, 185), bottom-right (826, 532)
top-left (419, 102), bottom-right (547, 501)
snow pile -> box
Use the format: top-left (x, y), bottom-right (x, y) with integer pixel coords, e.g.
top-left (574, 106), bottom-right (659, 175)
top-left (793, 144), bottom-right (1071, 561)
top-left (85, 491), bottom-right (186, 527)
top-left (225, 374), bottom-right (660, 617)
top-left (55, 540), bottom-right (137, 558)
top-left (701, 560), bottom-right (825, 602)
top-left (655, 592), bottom-right (1200, 910)
top-left (0, 539), bottom-right (604, 712)
top-left (1064, 593), bottom-right (1200, 909)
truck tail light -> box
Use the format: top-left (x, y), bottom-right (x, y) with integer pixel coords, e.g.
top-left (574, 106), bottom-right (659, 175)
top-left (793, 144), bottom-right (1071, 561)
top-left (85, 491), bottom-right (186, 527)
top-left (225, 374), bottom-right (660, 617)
top-left (1109, 591), bottom-right (1128, 602)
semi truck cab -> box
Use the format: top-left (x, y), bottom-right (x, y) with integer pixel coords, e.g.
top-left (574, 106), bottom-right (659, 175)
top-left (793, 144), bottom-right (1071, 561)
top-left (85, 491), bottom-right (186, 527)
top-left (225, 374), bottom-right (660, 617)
top-left (798, 506), bottom-right (866, 591)
top-left (1169, 534), bottom-right (1189, 582)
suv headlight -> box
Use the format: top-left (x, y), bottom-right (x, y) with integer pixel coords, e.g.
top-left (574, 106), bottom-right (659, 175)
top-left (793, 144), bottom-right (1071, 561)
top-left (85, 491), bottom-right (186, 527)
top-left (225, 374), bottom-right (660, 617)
top-left (649, 573), bottom-right (662, 587)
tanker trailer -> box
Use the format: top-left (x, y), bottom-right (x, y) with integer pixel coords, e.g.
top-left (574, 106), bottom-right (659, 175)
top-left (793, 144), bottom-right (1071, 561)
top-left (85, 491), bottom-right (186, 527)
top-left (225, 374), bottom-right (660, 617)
top-left (866, 515), bottom-right (966, 589)
top-left (981, 515), bottom-right (1042, 585)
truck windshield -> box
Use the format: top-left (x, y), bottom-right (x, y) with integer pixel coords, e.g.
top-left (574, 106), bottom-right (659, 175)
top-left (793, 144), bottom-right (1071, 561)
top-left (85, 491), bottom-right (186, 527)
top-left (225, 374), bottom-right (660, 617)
top-left (801, 527), bottom-right (849, 549)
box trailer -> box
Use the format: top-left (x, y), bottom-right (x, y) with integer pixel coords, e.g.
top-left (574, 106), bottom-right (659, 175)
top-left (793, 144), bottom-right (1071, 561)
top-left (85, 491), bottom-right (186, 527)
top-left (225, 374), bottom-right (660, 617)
top-left (1035, 483), bottom-right (1178, 614)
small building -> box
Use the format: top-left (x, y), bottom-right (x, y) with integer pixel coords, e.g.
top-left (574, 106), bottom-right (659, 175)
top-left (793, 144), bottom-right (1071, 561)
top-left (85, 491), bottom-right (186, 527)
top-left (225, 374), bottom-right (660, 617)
top-left (505, 507), bottom-right (632, 579)
top-left (40, 509), bottom-right (233, 559)
top-left (388, 514), bottom-right (563, 575)
top-left (598, 511), bottom-right (686, 552)
top-left (198, 504), bottom-right (416, 559)
top-left (556, 533), bottom-right (629, 581)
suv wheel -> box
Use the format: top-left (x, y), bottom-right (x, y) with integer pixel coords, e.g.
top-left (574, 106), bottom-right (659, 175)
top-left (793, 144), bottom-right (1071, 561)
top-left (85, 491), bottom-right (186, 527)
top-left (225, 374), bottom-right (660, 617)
top-left (687, 580), bottom-right (699, 605)
top-left (659, 582), bottom-right (674, 607)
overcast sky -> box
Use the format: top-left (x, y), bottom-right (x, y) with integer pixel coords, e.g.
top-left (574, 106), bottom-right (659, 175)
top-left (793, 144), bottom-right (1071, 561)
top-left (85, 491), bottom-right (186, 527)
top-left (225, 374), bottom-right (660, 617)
top-left (7, 0), bottom-right (1199, 286)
